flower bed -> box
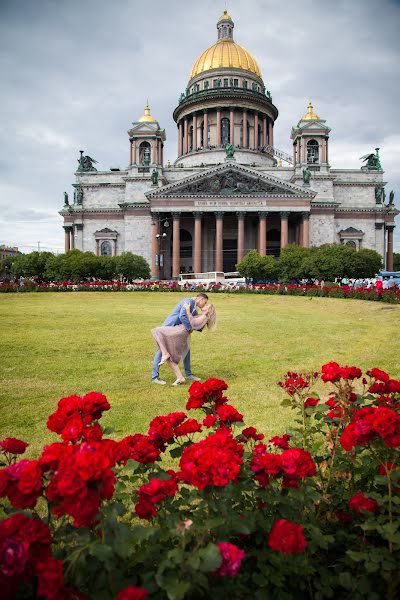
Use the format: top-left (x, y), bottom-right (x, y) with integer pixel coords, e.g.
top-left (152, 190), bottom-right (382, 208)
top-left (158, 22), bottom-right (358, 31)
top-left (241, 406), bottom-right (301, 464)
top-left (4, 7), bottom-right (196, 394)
top-left (1, 279), bottom-right (399, 303)
top-left (1, 365), bottom-right (400, 599)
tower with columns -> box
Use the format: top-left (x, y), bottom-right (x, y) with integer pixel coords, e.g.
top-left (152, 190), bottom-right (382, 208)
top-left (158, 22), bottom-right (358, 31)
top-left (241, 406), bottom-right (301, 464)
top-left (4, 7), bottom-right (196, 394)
top-left (60, 10), bottom-right (398, 276)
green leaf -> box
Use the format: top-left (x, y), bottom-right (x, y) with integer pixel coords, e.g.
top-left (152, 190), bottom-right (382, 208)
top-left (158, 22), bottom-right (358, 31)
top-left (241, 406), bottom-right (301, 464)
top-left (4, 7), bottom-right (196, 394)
top-left (89, 543), bottom-right (115, 569)
top-left (339, 572), bottom-right (353, 590)
top-left (169, 446), bottom-right (184, 458)
top-left (198, 543), bottom-right (222, 572)
top-left (165, 580), bottom-right (191, 600)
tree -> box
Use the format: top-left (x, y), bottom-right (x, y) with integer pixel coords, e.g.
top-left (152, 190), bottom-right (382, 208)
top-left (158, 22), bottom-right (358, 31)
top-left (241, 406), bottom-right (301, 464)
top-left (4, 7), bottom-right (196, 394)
top-left (310, 244), bottom-right (356, 281)
top-left (115, 252), bottom-right (150, 280)
top-left (236, 250), bottom-right (278, 281)
top-left (277, 245), bottom-right (313, 281)
top-left (11, 251), bottom-right (54, 281)
top-left (351, 248), bottom-right (382, 278)
top-left (393, 253), bottom-right (400, 271)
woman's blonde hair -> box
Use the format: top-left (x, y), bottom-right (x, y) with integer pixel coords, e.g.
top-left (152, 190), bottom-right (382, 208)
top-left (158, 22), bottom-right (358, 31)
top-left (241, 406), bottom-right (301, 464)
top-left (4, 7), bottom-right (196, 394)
top-left (206, 303), bottom-right (217, 331)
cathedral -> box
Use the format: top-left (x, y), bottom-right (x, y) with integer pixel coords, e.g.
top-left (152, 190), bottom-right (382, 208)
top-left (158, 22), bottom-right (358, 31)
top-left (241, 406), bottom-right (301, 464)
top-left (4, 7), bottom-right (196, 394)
top-left (60, 10), bottom-right (398, 277)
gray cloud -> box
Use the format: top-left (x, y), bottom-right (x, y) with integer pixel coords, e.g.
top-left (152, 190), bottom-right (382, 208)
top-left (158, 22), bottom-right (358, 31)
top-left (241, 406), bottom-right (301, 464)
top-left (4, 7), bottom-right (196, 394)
top-left (1, 0), bottom-right (399, 252)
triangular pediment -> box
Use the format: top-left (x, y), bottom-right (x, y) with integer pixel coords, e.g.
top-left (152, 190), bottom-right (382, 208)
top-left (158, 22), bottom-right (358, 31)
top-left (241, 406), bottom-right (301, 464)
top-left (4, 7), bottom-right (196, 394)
top-left (147, 163), bottom-right (316, 199)
top-left (128, 122), bottom-right (160, 134)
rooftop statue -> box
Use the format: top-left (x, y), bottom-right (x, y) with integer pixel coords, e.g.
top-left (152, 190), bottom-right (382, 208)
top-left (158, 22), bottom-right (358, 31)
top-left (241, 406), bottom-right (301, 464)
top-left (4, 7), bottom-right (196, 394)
top-left (360, 148), bottom-right (382, 171)
top-left (302, 166), bottom-right (311, 186)
top-left (63, 191), bottom-right (69, 206)
top-left (224, 143), bottom-right (235, 159)
top-left (151, 169), bottom-right (158, 185)
top-left (75, 186), bottom-right (84, 205)
top-left (388, 190), bottom-right (395, 205)
top-left (77, 150), bottom-right (98, 172)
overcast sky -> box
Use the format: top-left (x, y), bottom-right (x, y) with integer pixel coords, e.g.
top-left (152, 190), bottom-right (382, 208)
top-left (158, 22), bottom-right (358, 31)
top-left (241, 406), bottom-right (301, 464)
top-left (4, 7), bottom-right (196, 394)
top-left (1, 0), bottom-right (399, 254)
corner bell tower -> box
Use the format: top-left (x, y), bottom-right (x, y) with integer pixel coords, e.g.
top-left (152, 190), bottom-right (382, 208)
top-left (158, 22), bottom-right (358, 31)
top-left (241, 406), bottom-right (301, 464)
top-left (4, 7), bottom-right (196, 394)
top-left (127, 103), bottom-right (166, 174)
top-left (291, 102), bottom-right (331, 175)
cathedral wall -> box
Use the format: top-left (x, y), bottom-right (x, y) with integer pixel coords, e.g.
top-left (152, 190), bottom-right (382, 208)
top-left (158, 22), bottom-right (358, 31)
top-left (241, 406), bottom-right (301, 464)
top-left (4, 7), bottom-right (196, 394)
top-left (82, 186), bottom-right (125, 209)
top-left (333, 185), bottom-right (376, 208)
top-left (333, 217), bottom-right (377, 251)
top-left (125, 179), bottom-right (153, 202)
top-left (308, 178), bottom-right (334, 201)
top-left (310, 213), bottom-right (335, 246)
top-left (81, 217), bottom-right (125, 253)
top-left (123, 215), bottom-right (152, 264)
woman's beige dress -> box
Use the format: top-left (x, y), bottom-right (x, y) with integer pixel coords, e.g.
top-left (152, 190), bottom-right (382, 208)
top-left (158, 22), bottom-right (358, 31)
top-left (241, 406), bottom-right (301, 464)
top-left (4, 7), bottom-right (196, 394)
top-left (151, 313), bottom-right (208, 364)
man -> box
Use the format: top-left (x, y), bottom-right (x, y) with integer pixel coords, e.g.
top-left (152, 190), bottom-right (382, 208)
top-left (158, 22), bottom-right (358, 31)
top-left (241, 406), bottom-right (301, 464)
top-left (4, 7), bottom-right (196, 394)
top-left (151, 292), bottom-right (208, 385)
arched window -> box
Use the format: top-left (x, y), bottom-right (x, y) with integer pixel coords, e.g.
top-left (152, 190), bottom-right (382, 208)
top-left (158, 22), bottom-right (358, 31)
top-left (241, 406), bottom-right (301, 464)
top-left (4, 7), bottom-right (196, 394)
top-left (179, 229), bottom-right (192, 258)
top-left (221, 118), bottom-right (230, 146)
top-left (307, 140), bottom-right (319, 164)
top-left (346, 240), bottom-right (357, 249)
top-left (139, 141), bottom-right (151, 166)
top-left (101, 241), bottom-right (112, 256)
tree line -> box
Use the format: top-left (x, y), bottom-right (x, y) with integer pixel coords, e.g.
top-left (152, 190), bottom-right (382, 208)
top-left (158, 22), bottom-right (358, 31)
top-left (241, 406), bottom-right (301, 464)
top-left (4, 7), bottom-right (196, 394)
top-left (236, 245), bottom-right (385, 282)
top-left (0, 249), bottom-right (150, 282)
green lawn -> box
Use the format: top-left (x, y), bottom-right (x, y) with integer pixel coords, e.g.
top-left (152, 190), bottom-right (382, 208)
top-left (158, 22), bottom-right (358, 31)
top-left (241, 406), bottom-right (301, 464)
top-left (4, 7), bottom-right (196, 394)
top-left (1, 292), bottom-right (399, 456)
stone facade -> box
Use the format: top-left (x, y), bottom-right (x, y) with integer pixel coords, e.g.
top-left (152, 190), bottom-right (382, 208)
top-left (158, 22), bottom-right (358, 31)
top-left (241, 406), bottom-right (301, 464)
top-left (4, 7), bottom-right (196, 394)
top-left (60, 11), bottom-right (398, 275)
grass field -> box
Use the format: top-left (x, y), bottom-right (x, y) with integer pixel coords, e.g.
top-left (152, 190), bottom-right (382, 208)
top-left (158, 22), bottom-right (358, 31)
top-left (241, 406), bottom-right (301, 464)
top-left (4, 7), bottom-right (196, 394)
top-left (1, 292), bottom-right (399, 457)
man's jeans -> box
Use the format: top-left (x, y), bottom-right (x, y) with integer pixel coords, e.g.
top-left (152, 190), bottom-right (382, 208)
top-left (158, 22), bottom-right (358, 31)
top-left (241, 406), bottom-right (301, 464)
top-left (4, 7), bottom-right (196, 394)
top-left (151, 349), bottom-right (192, 380)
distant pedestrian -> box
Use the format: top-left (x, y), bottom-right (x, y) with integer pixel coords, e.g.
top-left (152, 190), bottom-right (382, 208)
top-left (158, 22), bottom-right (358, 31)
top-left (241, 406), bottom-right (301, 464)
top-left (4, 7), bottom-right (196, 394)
top-left (19, 276), bottom-right (25, 289)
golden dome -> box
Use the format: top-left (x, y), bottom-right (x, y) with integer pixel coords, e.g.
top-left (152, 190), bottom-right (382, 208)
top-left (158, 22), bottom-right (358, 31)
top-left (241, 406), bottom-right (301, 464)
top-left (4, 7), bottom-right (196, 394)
top-left (138, 102), bottom-right (157, 123)
top-left (302, 101), bottom-right (320, 121)
top-left (189, 40), bottom-right (262, 80)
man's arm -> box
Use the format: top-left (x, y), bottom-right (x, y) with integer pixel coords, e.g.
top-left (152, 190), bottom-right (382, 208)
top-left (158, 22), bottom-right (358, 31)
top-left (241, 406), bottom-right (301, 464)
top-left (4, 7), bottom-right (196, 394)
top-left (179, 299), bottom-right (194, 332)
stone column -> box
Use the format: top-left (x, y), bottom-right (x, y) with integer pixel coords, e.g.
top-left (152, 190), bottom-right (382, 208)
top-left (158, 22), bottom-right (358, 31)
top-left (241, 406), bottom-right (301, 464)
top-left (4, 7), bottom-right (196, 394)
top-left (216, 108), bottom-right (221, 147)
top-left (96, 239), bottom-right (100, 256)
top-left (70, 228), bottom-right (75, 250)
top-left (133, 140), bottom-right (137, 164)
top-left (192, 113), bottom-right (197, 150)
top-left (112, 239), bottom-right (117, 256)
top-left (237, 212), bottom-right (245, 264)
top-left (243, 109), bottom-right (248, 148)
top-left (63, 226), bottom-right (71, 252)
top-left (172, 213), bottom-right (181, 278)
top-left (151, 217), bottom-right (159, 278)
top-left (293, 142), bottom-right (297, 165)
top-left (386, 225), bottom-right (395, 271)
top-left (258, 212), bottom-right (267, 255)
top-left (215, 212), bottom-right (224, 272)
top-left (152, 141), bottom-right (157, 164)
top-left (203, 110), bottom-right (208, 147)
top-left (230, 108), bottom-right (234, 145)
top-left (193, 212), bottom-right (203, 273)
top-left (160, 143), bottom-right (163, 167)
top-left (254, 113), bottom-right (259, 150)
top-left (302, 212), bottom-right (310, 248)
top-left (129, 138), bottom-right (133, 165)
top-left (269, 120), bottom-right (273, 147)
top-left (183, 118), bottom-right (188, 154)
top-left (325, 137), bottom-right (329, 164)
top-left (178, 121), bottom-right (183, 156)
top-left (75, 224), bottom-right (83, 251)
top-left (263, 115), bottom-right (267, 146)
top-left (280, 212), bottom-right (289, 250)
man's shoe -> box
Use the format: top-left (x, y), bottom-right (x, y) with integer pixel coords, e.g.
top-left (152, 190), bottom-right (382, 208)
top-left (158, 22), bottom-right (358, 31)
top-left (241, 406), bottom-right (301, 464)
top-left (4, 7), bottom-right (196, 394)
top-left (152, 377), bottom-right (166, 385)
top-left (186, 375), bottom-right (201, 382)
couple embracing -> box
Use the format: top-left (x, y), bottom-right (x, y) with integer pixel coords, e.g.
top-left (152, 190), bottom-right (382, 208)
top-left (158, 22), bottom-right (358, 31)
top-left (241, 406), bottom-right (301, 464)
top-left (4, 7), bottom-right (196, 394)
top-left (151, 293), bottom-right (217, 386)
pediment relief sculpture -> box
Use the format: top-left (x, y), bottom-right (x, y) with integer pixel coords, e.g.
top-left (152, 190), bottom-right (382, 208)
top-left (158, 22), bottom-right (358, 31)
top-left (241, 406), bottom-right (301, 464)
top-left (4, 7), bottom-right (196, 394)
top-left (163, 171), bottom-right (296, 196)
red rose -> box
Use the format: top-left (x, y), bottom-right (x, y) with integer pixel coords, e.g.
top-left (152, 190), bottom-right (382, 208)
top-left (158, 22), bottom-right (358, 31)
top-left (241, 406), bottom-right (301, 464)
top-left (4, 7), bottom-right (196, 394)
top-left (60, 414), bottom-right (84, 443)
top-left (367, 368), bottom-right (390, 382)
top-left (348, 492), bottom-right (378, 514)
top-left (82, 424), bottom-right (103, 442)
top-left (280, 448), bottom-right (316, 479)
top-left (117, 434), bottom-right (160, 465)
top-left (269, 434), bottom-right (290, 449)
top-left (148, 416), bottom-right (175, 448)
top-left (0, 537), bottom-right (28, 577)
top-left (174, 418), bottom-right (202, 437)
top-left (336, 511), bottom-right (353, 524)
top-left (0, 438), bottom-right (29, 455)
top-left (268, 519), bottom-right (307, 554)
top-left (36, 557), bottom-right (65, 599)
top-left (241, 427), bottom-right (264, 441)
top-left (321, 362), bottom-right (341, 382)
top-left (216, 404), bottom-right (244, 425)
top-left (116, 586), bottom-right (149, 600)
top-left (203, 414), bottom-right (217, 428)
top-left (166, 412), bottom-right (187, 427)
top-left (81, 391), bottom-right (110, 420)
top-left (214, 542), bottom-right (245, 577)
top-left (202, 378), bottom-right (228, 395)
top-left (304, 397), bottom-right (318, 408)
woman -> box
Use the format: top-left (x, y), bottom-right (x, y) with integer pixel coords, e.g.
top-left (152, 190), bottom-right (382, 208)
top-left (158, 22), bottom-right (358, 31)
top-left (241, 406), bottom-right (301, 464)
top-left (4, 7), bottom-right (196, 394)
top-left (151, 302), bottom-right (216, 385)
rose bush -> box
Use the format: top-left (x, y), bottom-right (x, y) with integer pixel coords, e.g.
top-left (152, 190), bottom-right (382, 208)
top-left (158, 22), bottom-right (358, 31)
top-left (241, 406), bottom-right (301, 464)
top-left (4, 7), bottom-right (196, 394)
top-left (1, 365), bottom-right (400, 599)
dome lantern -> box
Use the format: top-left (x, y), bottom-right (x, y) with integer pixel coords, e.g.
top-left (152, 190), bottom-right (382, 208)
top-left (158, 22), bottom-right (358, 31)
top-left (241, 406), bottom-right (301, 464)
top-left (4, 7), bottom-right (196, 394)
top-left (217, 9), bottom-right (234, 40)
top-left (138, 102), bottom-right (157, 123)
top-left (302, 101), bottom-right (320, 121)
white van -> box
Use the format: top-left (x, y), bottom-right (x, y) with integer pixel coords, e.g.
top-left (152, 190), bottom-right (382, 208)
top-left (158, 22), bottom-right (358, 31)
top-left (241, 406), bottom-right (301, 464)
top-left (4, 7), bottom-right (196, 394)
top-left (178, 272), bottom-right (225, 286)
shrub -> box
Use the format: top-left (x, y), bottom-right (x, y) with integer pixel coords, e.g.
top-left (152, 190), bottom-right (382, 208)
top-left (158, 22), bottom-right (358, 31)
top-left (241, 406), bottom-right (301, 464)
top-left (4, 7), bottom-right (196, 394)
top-left (1, 366), bottom-right (400, 599)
